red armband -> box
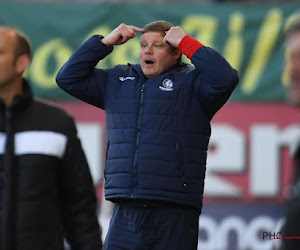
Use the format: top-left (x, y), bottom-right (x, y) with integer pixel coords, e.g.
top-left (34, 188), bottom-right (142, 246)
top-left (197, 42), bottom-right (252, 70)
top-left (178, 35), bottom-right (203, 59)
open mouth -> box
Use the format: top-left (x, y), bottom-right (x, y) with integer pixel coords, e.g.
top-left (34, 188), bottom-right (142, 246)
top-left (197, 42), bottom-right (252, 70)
top-left (145, 60), bottom-right (154, 65)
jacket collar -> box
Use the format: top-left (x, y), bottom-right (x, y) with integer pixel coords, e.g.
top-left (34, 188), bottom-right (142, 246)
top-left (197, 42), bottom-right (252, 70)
top-left (0, 78), bottom-right (33, 114)
top-left (129, 62), bottom-right (185, 79)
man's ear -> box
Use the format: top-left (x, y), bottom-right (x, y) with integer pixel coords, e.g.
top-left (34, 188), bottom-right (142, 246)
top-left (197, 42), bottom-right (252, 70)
top-left (16, 54), bottom-right (30, 75)
top-left (174, 49), bottom-right (182, 62)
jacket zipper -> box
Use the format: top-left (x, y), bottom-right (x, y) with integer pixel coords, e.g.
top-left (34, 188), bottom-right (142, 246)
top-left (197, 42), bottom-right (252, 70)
top-left (131, 83), bottom-right (146, 198)
top-left (104, 140), bottom-right (110, 177)
top-left (175, 143), bottom-right (187, 187)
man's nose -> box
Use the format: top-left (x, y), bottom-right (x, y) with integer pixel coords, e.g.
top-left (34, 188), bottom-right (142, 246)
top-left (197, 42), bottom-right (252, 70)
top-left (144, 46), bottom-right (153, 54)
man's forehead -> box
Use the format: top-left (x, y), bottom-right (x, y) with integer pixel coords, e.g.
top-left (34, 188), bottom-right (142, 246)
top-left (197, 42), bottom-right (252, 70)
top-left (0, 27), bottom-right (15, 34)
top-left (140, 32), bottom-right (165, 42)
top-left (0, 28), bottom-right (16, 41)
top-left (0, 29), bottom-right (17, 53)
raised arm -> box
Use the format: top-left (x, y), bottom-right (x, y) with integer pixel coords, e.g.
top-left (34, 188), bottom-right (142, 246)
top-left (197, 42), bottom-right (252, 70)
top-left (102, 23), bottom-right (143, 45)
top-left (56, 23), bottom-right (143, 109)
top-left (165, 26), bottom-right (239, 118)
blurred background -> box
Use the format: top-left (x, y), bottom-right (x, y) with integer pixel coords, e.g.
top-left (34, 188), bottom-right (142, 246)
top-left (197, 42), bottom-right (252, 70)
top-left (1, 0), bottom-right (300, 249)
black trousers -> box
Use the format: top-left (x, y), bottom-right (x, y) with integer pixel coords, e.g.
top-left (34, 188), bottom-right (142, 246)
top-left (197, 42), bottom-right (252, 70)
top-left (104, 201), bottom-right (200, 250)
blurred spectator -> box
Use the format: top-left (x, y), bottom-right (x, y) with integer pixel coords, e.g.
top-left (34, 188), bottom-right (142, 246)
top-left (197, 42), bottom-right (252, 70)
top-left (280, 12), bottom-right (300, 250)
top-left (284, 14), bottom-right (300, 108)
top-left (0, 26), bottom-right (102, 250)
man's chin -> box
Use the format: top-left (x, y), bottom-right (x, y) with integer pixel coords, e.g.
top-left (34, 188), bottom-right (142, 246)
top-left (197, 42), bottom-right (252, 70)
top-left (143, 71), bottom-right (157, 78)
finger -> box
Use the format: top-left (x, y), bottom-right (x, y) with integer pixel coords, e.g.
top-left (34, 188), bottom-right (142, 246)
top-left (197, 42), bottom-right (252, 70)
top-left (120, 26), bottom-right (136, 40)
top-left (163, 38), bottom-right (171, 47)
top-left (133, 27), bottom-right (144, 33)
top-left (163, 33), bottom-right (170, 43)
top-left (118, 32), bottom-right (136, 45)
top-left (120, 32), bottom-right (135, 43)
top-left (127, 25), bottom-right (143, 33)
top-left (163, 36), bottom-right (168, 43)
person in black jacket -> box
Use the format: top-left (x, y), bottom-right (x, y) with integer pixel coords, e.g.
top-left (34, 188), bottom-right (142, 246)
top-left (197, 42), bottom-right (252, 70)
top-left (56, 21), bottom-right (239, 250)
top-left (280, 13), bottom-right (300, 250)
top-left (0, 26), bottom-right (102, 250)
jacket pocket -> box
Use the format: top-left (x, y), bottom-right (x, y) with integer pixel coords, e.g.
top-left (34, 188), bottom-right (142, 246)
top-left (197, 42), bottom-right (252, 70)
top-left (175, 143), bottom-right (187, 187)
top-left (104, 140), bottom-right (110, 176)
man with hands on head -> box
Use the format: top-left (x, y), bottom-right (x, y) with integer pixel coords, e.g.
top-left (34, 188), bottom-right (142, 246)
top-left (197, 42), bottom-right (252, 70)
top-left (57, 20), bottom-right (239, 250)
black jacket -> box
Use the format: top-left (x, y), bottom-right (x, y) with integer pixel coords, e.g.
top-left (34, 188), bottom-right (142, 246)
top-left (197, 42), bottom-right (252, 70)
top-left (281, 143), bottom-right (300, 250)
top-left (0, 80), bottom-right (102, 250)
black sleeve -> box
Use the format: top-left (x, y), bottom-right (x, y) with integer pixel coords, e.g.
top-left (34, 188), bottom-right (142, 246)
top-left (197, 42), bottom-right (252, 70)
top-left (59, 117), bottom-right (102, 250)
top-left (281, 143), bottom-right (300, 250)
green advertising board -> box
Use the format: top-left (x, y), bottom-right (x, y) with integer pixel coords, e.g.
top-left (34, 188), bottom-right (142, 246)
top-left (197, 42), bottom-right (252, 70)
top-left (0, 3), bottom-right (299, 102)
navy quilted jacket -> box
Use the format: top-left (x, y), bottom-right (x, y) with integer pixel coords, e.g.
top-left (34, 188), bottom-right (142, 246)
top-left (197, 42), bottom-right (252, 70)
top-left (56, 35), bottom-right (239, 210)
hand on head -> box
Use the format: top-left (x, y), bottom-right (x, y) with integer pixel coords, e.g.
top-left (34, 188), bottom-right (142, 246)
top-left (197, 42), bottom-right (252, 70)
top-left (163, 26), bottom-right (186, 48)
top-left (102, 23), bottom-right (143, 46)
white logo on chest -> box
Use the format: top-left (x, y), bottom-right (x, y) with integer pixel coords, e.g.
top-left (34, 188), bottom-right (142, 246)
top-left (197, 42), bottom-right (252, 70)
top-left (159, 79), bottom-right (173, 91)
top-left (119, 76), bottom-right (135, 82)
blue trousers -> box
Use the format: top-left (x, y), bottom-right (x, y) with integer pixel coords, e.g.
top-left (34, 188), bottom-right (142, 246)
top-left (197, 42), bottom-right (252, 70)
top-left (104, 201), bottom-right (200, 250)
